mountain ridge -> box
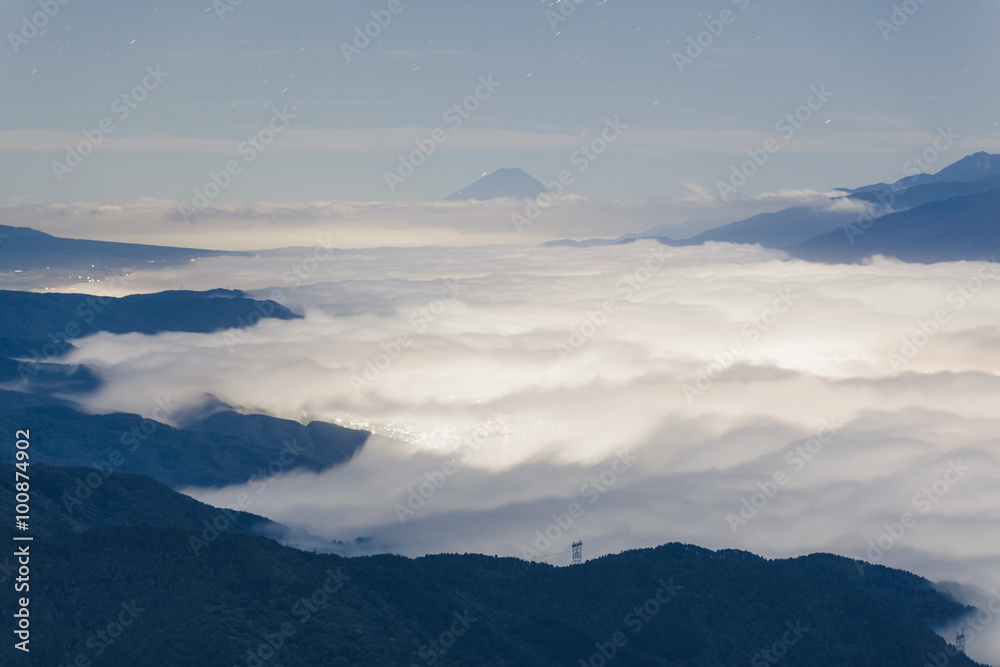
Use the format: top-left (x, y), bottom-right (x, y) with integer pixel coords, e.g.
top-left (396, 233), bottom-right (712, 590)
top-left (0, 474), bottom-right (983, 667)
top-left (0, 390), bottom-right (368, 488)
top-left (594, 152), bottom-right (1000, 263)
top-left (0, 223), bottom-right (246, 271)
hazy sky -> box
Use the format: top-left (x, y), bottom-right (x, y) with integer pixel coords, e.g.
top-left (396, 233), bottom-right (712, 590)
top-left (2, 0), bottom-right (999, 206)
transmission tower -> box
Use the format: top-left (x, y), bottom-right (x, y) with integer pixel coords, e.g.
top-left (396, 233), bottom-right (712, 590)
top-left (956, 627), bottom-right (967, 653)
top-left (571, 541), bottom-right (583, 565)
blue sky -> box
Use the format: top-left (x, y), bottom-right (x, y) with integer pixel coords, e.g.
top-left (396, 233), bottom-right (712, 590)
top-left (2, 0), bottom-right (998, 205)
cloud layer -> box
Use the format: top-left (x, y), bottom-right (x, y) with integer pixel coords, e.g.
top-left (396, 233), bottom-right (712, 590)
top-left (0, 190), bottom-right (853, 252)
top-left (55, 240), bottom-right (1000, 662)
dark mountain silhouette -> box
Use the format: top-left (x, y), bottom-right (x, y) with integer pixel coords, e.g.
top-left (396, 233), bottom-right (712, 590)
top-left (0, 289), bottom-right (365, 487)
top-left (0, 390), bottom-right (368, 488)
top-left (0, 335), bottom-right (101, 393)
top-left (0, 466), bottom-right (984, 666)
top-left (0, 288), bottom-right (301, 393)
top-left (0, 224), bottom-right (246, 271)
top-left (0, 464), bottom-right (278, 536)
top-left (445, 168), bottom-right (551, 201)
top-left (647, 206), bottom-right (859, 250)
top-left (0, 288), bottom-right (298, 341)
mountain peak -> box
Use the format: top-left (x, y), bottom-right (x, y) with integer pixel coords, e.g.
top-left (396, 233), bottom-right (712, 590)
top-left (444, 168), bottom-right (551, 201)
top-left (934, 151), bottom-right (1000, 181)
top-left (893, 151), bottom-right (1000, 190)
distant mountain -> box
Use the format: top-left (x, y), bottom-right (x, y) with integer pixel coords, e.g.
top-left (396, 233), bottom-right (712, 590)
top-left (445, 168), bottom-right (551, 201)
top-left (0, 288), bottom-right (299, 341)
top-left (789, 189), bottom-right (1000, 264)
top-left (0, 288), bottom-right (302, 393)
top-left (0, 224), bottom-right (246, 272)
top-left (646, 156), bottom-right (1000, 255)
top-left (623, 152), bottom-right (1000, 263)
top-left (651, 206), bottom-right (860, 250)
top-left (0, 390), bottom-right (368, 488)
top-left (922, 150), bottom-right (1000, 184)
top-left (844, 151), bottom-right (1000, 194)
top-left (545, 218), bottom-right (726, 247)
top-left (553, 203), bottom-right (878, 252)
top-left (545, 237), bottom-right (620, 247)
top-left (0, 334), bottom-right (101, 393)
top-left (848, 175), bottom-right (1000, 211)
top-left (0, 468), bottom-right (984, 666)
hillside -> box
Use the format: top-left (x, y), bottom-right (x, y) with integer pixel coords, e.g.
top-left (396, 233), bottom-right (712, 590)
top-left (789, 190), bottom-right (1000, 264)
top-left (0, 391), bottom-right (368, 488)
top-left (0, 288), bottom-right (300, 394)
top-left (0, 224), bottom-right (245, 272)
top-left (651, 206), bottom-right (858, 250)
top-left (0, 464), bottom-right (277, 536)
top-left (0, 288), bottom-right (299, 341)
top-left (0, 466), bottom-right (984, 666)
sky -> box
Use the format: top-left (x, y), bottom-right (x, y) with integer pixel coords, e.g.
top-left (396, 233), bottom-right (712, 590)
top-left (2, 0), bottom-right (999, 213)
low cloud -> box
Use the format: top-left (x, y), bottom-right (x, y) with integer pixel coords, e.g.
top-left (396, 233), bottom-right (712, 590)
top-left (46, 240), bottom-right (1000, 664)
top-left (1, 189), bottom-right (854, 252)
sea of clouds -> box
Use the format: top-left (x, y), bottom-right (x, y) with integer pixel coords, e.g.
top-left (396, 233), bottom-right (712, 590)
top-left (48, 236), bottom-right (1000, 663)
